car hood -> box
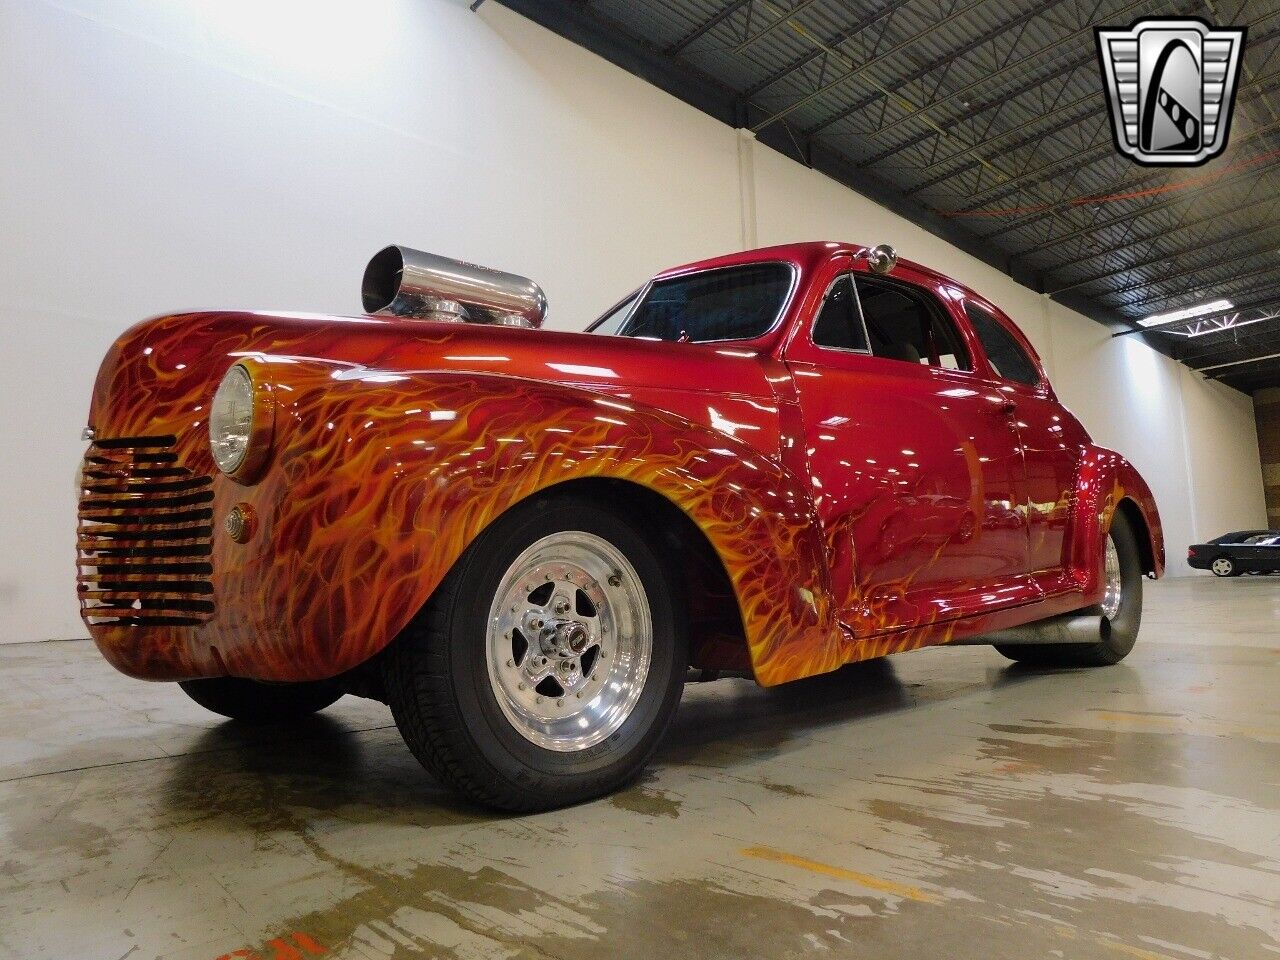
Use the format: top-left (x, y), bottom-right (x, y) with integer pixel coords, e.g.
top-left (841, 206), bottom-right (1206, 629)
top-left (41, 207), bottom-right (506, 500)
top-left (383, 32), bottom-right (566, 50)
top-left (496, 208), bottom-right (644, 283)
top-left (90, 310), bottom-right (789, 457)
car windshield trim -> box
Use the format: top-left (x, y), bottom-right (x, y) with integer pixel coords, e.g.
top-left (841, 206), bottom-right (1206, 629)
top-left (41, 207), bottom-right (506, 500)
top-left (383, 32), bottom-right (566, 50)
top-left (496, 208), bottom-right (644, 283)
top-left (585, 288), bottom-right (642, 333)
top-left (588, 261), bottom-right (799, 344)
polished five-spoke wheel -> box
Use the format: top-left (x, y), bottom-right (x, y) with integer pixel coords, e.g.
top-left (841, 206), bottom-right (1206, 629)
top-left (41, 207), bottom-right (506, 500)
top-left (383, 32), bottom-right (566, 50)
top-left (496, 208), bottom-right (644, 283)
top-left (487, 532), bottom-right (652, 752)
top-left (384, 494), bottom-right (686, 812)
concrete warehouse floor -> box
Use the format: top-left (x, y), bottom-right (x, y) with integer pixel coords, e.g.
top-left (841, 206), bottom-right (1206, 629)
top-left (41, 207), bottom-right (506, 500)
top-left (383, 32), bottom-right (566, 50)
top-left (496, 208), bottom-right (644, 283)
top-left (2, 576), bottom-right (1277, 960)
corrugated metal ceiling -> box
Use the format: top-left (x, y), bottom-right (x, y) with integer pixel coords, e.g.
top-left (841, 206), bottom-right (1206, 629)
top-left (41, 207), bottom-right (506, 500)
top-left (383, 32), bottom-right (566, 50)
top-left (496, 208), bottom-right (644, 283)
top-left (500, 0), bottom-right (1280, 392)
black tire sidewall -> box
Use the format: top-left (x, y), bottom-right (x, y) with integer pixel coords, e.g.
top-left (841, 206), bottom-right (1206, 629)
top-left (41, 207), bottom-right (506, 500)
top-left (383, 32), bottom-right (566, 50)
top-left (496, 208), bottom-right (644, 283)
top-left (438, 498), bottom-right (686, 799)
top-left (995, 512), bottom-right (1145, 667)
top-left (1212, 556), bottom-right (1235, 577)
top-left (1098, 513), bottom-right (1143, 659)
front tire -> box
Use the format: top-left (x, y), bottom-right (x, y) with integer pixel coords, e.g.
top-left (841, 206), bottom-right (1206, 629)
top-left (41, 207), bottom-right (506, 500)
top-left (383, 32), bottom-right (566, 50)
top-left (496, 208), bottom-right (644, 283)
top-left (1211, 556), bottom-right (1236, 577)
top-left (178, 677), bottom-right (342, 723)
top-left (996, 512), bottom-right (1143, 667)
top-left (383, 495), bottom-right (686, 812)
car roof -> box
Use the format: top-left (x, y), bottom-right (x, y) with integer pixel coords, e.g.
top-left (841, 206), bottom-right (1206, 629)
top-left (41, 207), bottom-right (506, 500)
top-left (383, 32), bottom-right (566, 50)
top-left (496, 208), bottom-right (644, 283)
top-left (653, 241), bottom-right (974, 293)
top-left (1211, 530), bottom-right (1279, 543)
top-left (642, 240), bottom-right (1056, 382)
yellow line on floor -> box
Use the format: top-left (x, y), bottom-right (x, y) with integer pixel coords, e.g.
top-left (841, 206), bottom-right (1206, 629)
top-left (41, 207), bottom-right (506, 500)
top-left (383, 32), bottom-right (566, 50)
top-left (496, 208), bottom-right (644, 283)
top-left (1055, 924), bottom-right (1179, 960)
top-left (1094, 937), bottom-right (1181, 960)
top-left (1092, 711), bottom-right (1280, 742)
top-left (741, 846), bottom-right (940, 903)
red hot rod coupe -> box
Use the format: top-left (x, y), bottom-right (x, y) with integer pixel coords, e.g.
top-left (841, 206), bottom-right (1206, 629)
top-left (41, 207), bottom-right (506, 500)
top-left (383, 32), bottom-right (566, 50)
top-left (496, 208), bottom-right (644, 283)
top-left (79, 241), bottom-right (1163, 810)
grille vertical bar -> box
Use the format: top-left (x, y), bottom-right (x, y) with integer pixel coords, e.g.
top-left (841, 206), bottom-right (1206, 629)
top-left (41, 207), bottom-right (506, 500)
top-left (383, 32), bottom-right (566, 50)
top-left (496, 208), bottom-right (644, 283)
top-left (77, 436), bottom-right (215, 626)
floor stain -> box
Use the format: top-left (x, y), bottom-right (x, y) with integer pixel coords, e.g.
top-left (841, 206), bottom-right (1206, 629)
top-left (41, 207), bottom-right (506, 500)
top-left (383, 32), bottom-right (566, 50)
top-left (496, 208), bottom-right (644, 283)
top-left (759, 779), bottom-right (811, 798)
top-left (607, 780), bottom-right (682, 819)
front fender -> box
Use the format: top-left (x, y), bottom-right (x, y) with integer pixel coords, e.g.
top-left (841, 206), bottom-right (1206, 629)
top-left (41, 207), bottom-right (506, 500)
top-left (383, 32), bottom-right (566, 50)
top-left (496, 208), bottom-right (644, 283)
top-left (267, 367), bottom-right (847, 685)
top-left (1067, 445), bottom-right (1165, 599)
top-left (93, 361), bottom-right (844, 686)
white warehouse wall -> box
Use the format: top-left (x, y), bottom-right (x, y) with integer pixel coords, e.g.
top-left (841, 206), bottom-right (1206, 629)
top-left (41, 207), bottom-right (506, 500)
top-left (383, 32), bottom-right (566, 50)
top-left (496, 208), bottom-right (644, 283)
top-left (0, 0), bottom-right (1266, 643)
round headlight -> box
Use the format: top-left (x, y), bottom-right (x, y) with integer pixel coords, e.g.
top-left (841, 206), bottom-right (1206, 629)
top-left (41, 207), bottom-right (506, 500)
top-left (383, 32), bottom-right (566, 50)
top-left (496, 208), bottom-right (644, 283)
top-left (209, 363), bottom-right (271, 480)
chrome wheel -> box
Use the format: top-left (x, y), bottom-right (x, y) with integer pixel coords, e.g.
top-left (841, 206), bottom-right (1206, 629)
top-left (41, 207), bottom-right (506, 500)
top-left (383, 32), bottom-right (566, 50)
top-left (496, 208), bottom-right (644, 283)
top-left (486, 531), bottom-right (652, 752)
top-left (1211, 557), bottom-right (1234, 577)
top-left (1100, 535), bottom-right (1123, 620)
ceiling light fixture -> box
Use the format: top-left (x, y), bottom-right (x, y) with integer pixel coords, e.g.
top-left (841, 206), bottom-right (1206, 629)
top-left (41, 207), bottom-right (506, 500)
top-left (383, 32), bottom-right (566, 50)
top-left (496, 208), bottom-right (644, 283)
top-left (1139, 299), bottom-right (1233, 327)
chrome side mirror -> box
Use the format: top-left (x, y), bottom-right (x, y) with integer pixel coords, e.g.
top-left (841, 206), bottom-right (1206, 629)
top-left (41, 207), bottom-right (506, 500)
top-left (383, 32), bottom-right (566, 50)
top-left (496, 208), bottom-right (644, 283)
top-left (865, 243), bottom-right (898, 274)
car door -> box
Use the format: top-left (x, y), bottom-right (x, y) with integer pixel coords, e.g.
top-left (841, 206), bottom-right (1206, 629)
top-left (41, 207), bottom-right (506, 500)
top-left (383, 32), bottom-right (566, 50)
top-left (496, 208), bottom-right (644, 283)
top-left (782, 258), bottom-right (1034, 641)
top-left (1261, 536), bottom-right (1280, 572)
top-left (958, 298), bottom-right (1082, 592)
top-left (1238, 534), bottom-right (1280, 572)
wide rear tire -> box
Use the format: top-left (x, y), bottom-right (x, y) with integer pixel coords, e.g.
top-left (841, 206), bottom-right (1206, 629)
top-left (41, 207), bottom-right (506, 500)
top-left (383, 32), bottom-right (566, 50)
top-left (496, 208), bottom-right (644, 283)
top-left (996, 512), bottom-right (1143, 667)
top-left (383, 494), bottom-right (686, 812)
top-left (1210, 556), bottom-right (1237, 577)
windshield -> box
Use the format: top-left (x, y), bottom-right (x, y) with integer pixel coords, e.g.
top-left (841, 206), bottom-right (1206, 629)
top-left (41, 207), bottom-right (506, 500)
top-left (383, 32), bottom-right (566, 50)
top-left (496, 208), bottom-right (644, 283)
top-left (589, 263), bottom-right (793, 343)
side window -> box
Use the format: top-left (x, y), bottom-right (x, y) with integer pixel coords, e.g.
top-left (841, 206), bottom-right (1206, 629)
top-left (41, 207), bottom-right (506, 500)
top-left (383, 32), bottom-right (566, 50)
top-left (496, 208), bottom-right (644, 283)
top-left (855, 276), bottom-right (971, 371)
top-left (964, 302), bottom-right (1041, 387)
top-left (812, 274), bottom-right (869, 351)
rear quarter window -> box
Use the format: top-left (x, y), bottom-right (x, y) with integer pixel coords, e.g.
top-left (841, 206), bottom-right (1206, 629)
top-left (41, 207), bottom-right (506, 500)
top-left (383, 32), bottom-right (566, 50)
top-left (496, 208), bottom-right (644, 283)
top-left (963, 302), bottom-right (1042, 388)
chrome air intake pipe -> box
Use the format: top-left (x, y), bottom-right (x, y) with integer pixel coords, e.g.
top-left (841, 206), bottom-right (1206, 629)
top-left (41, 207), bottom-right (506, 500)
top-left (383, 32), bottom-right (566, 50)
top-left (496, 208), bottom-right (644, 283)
top-left (362, 245), bottom-right (547, 328)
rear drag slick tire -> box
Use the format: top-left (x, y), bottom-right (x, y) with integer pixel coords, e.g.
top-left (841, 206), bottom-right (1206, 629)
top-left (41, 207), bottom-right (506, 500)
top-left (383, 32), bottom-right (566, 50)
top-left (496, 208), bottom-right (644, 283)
top-left (996, 512), bottom-right (1143, 667)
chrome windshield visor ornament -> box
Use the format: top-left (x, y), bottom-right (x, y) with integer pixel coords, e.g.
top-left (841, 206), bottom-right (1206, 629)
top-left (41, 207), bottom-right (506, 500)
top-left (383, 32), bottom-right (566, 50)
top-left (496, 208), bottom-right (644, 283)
top-left (1096, 18), bottom-right (1246, 167)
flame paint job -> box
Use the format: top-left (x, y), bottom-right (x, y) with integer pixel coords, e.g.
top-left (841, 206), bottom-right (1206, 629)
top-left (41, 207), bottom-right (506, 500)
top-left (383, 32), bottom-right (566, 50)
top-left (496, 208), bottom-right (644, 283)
top-left (80, 242), bottom-right (1163, 687)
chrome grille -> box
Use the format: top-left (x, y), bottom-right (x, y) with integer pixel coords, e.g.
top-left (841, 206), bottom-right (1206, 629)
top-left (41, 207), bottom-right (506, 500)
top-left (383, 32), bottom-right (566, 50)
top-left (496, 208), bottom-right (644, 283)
top-left (77, 436), bottom-right (215, 627)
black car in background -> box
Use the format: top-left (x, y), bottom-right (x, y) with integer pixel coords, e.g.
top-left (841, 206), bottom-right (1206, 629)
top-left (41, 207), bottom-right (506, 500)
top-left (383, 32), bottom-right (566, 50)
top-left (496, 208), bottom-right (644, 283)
top-left (1187, 531), bottom-right (1280, 577)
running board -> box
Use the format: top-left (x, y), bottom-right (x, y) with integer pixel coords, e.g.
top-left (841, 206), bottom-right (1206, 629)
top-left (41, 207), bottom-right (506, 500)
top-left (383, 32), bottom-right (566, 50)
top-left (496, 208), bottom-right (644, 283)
top-left (951, 612), bottom-right (1107, 646)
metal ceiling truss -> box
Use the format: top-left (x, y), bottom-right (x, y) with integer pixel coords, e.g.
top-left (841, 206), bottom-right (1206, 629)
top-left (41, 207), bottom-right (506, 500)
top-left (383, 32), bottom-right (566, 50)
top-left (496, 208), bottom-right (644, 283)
top-left (887, 16), bottom-right (1280, 187)
top-left (1109, 257), bottom-right (1280, 312)
top-left (1121, 304), bottom-right (1280, 339)
top-left (1173, 308), bottom-right (1280, 339)
top-left (856, 0), bottom-right (1170, 168)
top-left (1178, 325), bottom-right (1280, 374)
top-left (666, 0), bottom-right (755, 54)
top-left (1052, 218), bottom-right (1280, 292)
top-left (914, 59), bottom-right (1280, 208)
top-left (1042, 180), bottom-right (1280, 287)
top-left (1132, 297), bottom-right (1280, 347)
top-left (811, 0), bottom-right (1084, 143)
top-left (496, 0), bottom-right (1280, 390)
top-left (1097, 236), bottom-right (1280, 303)
top-left (748, 0), bottom-right (998, 133)
top-left (995, 131), bottom-right (1280, 255)
top-left (741, 4), bottom-right (903, 99)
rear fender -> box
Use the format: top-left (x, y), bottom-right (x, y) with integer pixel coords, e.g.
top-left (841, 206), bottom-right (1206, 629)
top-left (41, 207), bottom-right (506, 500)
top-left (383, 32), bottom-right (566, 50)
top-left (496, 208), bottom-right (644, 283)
top-left (1067, 446), bottom-right (1165, 599)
